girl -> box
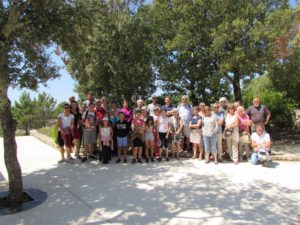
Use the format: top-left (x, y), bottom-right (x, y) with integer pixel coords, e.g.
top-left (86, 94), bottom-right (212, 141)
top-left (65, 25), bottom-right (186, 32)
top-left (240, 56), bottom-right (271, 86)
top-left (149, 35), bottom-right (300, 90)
top-left (71, 101), bottom-right (82, 159)
top-left (224, 104), bottom-right (239, 164)
top-left (99, 117), bottom-right (113, 164)
top-left (157, 108), bottom-right (170, 161)
top-left (169, 108), bottom-right (183, 160)
top-left (144, 116), bottom-right (155, 163)
top-left (131, 110), bottom-right (145, 164)
top-left (202, 106), bottom-right (218, 164)
top-left (189, 107), bottom-right (203, 159)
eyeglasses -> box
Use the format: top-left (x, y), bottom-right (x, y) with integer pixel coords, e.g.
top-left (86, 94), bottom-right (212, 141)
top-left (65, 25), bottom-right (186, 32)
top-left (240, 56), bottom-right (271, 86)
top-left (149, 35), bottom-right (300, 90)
top-left (182, 99), bottom-right (187, 101)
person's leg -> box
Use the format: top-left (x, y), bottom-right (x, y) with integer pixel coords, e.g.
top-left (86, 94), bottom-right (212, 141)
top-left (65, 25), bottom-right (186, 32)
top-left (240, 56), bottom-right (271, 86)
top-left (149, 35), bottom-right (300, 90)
top-left (203, 136), bottom-right (210, 163)
top-left (123, 146), bottom-right (127, 161)
top-left (149, 140), bottom-right (154, 161)
top-left (192, 143), bottom-right (197, 158)
top-left (232, 139), bottom-right (239, 164)
top-left (216, 133), bottom-right (223, 161)
top-left (250, 152), bottom-right (259, 165)
top-left (176, 143), bottom-right (180, 159)
top-left (138, 146), bottom-right (143, 163)
top-left (145, 140), bottom-right (149, 160)
top-left (226, 138), bottom-right (233, 160)
top-left (171, 143), bottom-right (175, 158)
top-left (211, 135), bottom-right (218, 164)
top-left (59, 147), bottom-right (65, 162)
top-left (66, 147), bottom-right (72, 159)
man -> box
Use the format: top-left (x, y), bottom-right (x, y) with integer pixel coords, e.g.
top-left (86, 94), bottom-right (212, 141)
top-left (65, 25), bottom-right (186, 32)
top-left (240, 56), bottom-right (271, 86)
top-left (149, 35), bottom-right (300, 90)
top-left (160, 96), bottom-right (174, 117)
top-left (101, 96), bottom-right (108, 113)
top-left (218, 97), bottom-right (228, 118)
top-left (83, 91), bottom-right (95, 107)
top-left (245, 97), bottom-right (271, 133)
top-left (212, 102), bottom-right (224, 161)
top-left (57, 104), bottom-right (74, 163)
top-left (81, 102), bottom-right (98, 162)
top-left (177, 95), bottom-right (193, 151)
top-left (147, 96), bottom-right (161, 117)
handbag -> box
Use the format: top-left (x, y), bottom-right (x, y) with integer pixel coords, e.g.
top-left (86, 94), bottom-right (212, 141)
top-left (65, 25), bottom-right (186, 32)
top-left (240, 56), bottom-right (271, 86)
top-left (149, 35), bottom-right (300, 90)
top-left (224, 127), bottom-right (233, 138)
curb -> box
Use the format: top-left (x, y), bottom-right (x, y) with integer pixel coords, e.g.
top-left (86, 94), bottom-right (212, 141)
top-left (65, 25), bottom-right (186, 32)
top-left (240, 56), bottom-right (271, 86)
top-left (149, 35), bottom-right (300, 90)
top-left (30, 130), bottom-right (58, 150)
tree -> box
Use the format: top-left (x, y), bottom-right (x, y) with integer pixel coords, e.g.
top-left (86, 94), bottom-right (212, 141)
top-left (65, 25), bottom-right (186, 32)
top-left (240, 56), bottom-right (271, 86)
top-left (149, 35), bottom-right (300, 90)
top-left (12, 92), bottom-right (35, 135)
top-left (0, 0), bottom-right (81, 208)
top-left (145, 0), bottom-right (231, 105)
top-left (209, 0), bottom-right (290, 101)
top-left (35, 92), bottom-right (57, 127)
top-left (63, 1), bottom-right (156, 102)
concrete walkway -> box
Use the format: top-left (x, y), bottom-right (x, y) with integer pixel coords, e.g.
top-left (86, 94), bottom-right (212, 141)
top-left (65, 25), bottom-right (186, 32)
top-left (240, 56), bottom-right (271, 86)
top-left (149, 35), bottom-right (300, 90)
top-left (1, 136), bottom-right (300, 225)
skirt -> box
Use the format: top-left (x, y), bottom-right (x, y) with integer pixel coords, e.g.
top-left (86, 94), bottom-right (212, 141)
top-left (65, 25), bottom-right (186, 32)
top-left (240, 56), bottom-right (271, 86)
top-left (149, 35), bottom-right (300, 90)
top-left (144, 131), bottom-right (154, 141)
top-left (190, 128), bottom-right (201, 144)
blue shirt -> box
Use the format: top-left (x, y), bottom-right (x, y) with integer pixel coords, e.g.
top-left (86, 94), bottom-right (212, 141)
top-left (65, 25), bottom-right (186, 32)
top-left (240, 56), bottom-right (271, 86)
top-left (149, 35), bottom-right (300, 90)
top-left (212, 111), bottom-right (224, 134)
top-left (191, 115), bottom-right (202, 129)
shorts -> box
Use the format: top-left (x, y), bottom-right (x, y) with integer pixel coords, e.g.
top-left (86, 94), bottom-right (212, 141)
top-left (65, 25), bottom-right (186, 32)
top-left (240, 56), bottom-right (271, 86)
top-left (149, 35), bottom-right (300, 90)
top-left (158, 132), bottom-right (168, 148)
top-left (183, 125), bottom-right (190, 138)
top-left (83, 128), bottom-right (97, 145)
top-left (144, 131), bottom-right (154, 141)
top-left (57, 131), bottom-right (73, 148)
top-left (133, 137), bottom-right (143, 147)
top-left (72, 126), bottom-right (80, 139)
top-left (117, 136), bottom-right (128, 147)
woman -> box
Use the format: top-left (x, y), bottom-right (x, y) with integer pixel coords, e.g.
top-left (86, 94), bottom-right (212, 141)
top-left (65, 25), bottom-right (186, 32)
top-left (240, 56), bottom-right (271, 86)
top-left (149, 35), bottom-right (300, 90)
top-left (224, 104), bottom-right (239, 164)
top-left (169, 108), bottom-right (183, 159)
top-left (250, 123), bottom-right (272, 167)
top-left (71, 101), bottom-right (82, 159)
top-left (237, 106), bottom-right (252, 160)
top-left (202, 106), bottom-right (218, 164)
top-left (157, 108), bottom-right (170, 162)
top-left (189, 106), bottom-right (202, 159)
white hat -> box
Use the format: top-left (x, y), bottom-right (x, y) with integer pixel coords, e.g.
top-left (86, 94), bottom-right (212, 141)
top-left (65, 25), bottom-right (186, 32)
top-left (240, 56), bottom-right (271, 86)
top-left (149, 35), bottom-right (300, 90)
top-left (219, 97), bottom-right (227, 103)
top-left (102, 117), bottom-right (109, 121)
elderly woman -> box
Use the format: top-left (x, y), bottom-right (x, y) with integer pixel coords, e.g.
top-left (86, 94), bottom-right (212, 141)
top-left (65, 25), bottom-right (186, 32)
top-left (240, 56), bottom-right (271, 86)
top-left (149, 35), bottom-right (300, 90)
top-left (250, 124), bottom-right (272, 167)
top-left (237, 106), bottom-right (252, 160)
top-left (169, 108), bottom-right (184, 160)
top-left (224, 104), bottom-right (239, 164)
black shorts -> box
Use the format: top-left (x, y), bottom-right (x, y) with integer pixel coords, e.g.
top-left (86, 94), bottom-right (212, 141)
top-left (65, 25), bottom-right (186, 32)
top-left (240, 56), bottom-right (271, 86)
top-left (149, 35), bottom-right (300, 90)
top-left (133, 137), bottom-right (143, 147)
top-left (159, 132), bottom-right (168, 148)
top-left (57, 131), bottom-right (65, 147)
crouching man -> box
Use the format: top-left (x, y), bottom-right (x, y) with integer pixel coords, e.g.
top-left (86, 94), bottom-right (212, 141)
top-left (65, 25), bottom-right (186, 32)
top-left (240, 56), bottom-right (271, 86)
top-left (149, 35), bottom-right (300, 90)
top-left (250, 124), bottom-right (272, 167)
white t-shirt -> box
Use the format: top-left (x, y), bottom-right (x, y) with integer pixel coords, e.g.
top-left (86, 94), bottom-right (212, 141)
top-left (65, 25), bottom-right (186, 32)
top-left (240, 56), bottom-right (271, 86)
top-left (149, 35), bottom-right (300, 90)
top-left (58, 113), bottom-right (74, 129)
top-left (202, 114), bottom-right (218, 137)
top-left (177, 104), bottom-right (192, 126)
top-left (251, 132), bottom-right (271, 148)
top-left (158, 116), bottom-right (169, 133)
top-left (225, 113), bottom-right (239, 140)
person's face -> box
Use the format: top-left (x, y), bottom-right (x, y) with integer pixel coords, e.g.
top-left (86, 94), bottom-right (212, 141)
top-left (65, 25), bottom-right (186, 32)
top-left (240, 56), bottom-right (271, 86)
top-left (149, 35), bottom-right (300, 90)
top-left (173, 111), bottom-right (178, 117)
top-left (64, 106), bottom-right (71, 114)
top-left (111, 102), bottom-right (117, 108)
top-left (220, 101), bottom-right (226, 106)
top-left (122, 101), bottom-right (128, 108)
top-left (193, 109), bottom-right (198, 116)
top-left (152, 98), bottom-right (158, 104)
top-left (205, 109), bottom-right (211, 116)
top-left (136, 112), bottom-right (141, 118)
top-left (119, 113), bottom-right (125, 120)
top-left (96, 101), bottom-right (101, 108)
top-left (154, 109), bottom-right (160, 115)
top-left (162, 110), bottom-right (167, 117)
top-left (141, 109), bottom-right (146, 115)
top-left (237, 108), bottom-right (244, 115)
top-left (165, 98), bottom-right (170, 106)
top-left (137, 100), bottom-right (143, 107)
top-left (213, 105), bottom-right (219, 113)
top-left (89, 104), bottom-right (95, 111)
top-left (234, 103), bottom-right (240, 109)
top-left (256, 125), bottom-right (264, 135)
top-left (103, 120), bottom-right (108, 126)
top-left (82, 105), bottom-right (87, 111)
top-left (228, 107), bottom-right (235, 114)
top-left (102, 98), bottom-right (107, 105)
top-left (87, 94), bottom-right (92, 100)
top-left (253, 98), bottom-right (260, 107)
top-left (181, 97), bottom-right (188, 104)
top-left (71, 102), bottom-right (77, 109)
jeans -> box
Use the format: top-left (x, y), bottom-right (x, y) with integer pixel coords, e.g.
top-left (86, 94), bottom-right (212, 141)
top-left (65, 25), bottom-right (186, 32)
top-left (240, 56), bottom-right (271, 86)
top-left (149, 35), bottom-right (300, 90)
top-left (203, 135), bottom-right (217, 154)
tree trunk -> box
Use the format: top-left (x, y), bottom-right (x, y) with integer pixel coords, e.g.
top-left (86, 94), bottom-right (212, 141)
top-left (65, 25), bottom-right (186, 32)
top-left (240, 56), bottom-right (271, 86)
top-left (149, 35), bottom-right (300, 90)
top-left (232, 72), bottom-right (242, 103)
top-left (0, 55), bottom-right (23, 208)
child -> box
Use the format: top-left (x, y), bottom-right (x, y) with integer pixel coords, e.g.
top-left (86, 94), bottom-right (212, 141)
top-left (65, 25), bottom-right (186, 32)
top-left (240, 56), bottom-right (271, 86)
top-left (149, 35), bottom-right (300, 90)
top-left (131, 110), bottom-right (145, 164)
top-left (189, 107), bottom-right (203, 159)
top-left (99, 117), bottom-right (113, 164)
top-left (157, 108), bottom-right (170, 161)
top-left (202, 106), bottom-right (218, 164)
top-left (115, 111), bottom-right (130, 163)
top-left (169, 108), bottom-right (183, 159)
top-left (144, 116), bottom-right (155, 162)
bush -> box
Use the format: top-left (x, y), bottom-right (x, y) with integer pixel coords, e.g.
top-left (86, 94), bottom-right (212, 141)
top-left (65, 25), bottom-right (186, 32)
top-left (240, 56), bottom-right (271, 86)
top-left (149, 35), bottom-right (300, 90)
top-left (243, 74), bottom-right (297, 127)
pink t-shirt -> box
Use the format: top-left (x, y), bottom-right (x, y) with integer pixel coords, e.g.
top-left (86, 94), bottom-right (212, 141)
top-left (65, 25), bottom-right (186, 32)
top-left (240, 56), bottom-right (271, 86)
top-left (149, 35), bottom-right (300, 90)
top-left (237, 113), bottom-right (250, 132)
top-left (133, 118), bottom-right (144, 127)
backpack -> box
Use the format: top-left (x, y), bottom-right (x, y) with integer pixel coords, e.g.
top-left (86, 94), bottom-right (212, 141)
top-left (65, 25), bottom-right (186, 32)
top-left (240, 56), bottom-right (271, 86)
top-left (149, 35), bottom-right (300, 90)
top-left (84, 111), bottom-right (97, 122)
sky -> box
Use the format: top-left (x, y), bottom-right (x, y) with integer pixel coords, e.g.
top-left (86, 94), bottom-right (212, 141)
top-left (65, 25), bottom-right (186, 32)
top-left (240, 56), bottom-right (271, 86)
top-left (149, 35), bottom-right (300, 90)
top-left (8, 0), bottom-right (298, 105)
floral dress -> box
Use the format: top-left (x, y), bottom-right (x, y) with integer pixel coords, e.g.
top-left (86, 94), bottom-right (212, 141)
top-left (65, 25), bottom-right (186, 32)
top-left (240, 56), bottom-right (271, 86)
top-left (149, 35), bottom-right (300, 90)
top-left (170, 116), bottom-right (183, 144)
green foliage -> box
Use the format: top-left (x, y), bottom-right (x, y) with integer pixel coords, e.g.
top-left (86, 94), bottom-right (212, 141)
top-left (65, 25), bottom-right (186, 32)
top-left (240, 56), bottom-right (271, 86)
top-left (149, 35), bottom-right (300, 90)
top-left (243, 74), bottom-right (297, 127)
top-left (12, 92), bottom-right (35, 135)
top-left (35, 92), bottom-right (57, 127)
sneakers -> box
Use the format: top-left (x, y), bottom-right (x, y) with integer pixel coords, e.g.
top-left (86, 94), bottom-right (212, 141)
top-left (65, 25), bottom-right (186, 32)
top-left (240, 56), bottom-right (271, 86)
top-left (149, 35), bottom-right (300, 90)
top-left (116, 158), bottom-right (121, 163)
top-left (89, 155), bottom-right (97, 160)
top-left (158, 157), bottom-right (162, 162)
top-left (214, 161), bottom-right (218, 165)
top-left (131, 159), bottom-right (136, 164)
top-left (151, 157), bottom-right (154, 162)
top-left (123, 158), bottom-right (127, 163)
top-left (81, 157), bottom-right (87, 163)
top-left (166, 157), bottom-right (170, 162)
top-left (145, 158), bottom-right (149, 163)
top-left (58, 158), bottom-right (65, 164)
top-left (138, 159), bottom-right (143, 164)
top-left (65, 158), bottom-right (74, 163)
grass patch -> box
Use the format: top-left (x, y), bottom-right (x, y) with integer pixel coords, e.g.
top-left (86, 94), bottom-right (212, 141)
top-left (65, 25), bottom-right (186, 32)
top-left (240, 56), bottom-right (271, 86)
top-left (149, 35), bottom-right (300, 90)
top-left (37, 125), bottom-right (55, 138)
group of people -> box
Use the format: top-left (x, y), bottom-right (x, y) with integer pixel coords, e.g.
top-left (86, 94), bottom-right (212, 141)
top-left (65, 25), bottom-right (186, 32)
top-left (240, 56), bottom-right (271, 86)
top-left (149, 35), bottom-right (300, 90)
top-left (57, 92), bottom-right (273, 167)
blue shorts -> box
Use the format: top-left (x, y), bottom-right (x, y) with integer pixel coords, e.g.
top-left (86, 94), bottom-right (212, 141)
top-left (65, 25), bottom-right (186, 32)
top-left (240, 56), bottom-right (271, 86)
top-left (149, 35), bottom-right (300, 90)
top-left (117, 136), bottom-right (128, 147)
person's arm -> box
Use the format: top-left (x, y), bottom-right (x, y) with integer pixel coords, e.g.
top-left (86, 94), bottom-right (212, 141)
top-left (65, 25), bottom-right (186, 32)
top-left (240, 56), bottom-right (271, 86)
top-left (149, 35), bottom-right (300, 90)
top-left (57, 116), bottom-right (65, 136)
top-left (251, 139), bottom-right (259, 152)
top-left (265, 109), bottom-right (271, 125)
top-left (168, 121), bottom-right (173, 135)
top-left (176, 118), bottom-right (183, 134)
top-left (231, 115), bottom-right (239, 128)
top-left (110, 127), bottom-right (113, 140)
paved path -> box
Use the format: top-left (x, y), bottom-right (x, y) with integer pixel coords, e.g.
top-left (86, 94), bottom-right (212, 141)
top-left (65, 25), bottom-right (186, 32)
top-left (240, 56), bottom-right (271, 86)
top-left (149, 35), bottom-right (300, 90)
top-left (0, 136), bottom-right (300, 225)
